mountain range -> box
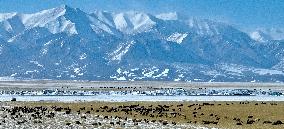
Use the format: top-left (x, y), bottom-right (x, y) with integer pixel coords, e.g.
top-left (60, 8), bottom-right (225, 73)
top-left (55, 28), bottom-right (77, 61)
top-left (0, 5), bottom-right (283, 82)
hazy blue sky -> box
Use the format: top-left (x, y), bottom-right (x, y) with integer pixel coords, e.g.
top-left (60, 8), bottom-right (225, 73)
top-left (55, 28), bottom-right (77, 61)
top-left (0, 0), bottom-right (283, 31)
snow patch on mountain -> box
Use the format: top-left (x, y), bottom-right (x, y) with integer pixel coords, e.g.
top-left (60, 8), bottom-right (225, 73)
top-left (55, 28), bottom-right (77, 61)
top-left (25, 70), bottom-right (39, 75)
top-left (45, 16), bottom-right (77, 35)
top-left (21, 7), bottom-right (65, 27)
top-left (29, 61), bottom-right (44, 67)
top-left (156, 12), bottom-right (178, 20)
top-left (109, 67), bottom-right (172, 81)
top-left (109, 41), bottom-right (135, 61)
top-left (142, 68), bottom-right (158, 78)
top-left (250, 30), bottom-right (272, 42)
top-left (153, 68), bottom-right (169, 78)
top-left (253, 69), bottom-right (284, 75)
top-left (20, 7), bottom-right (77, 35)
top-left (0, 20), bottom-right (13, 32)
top-left (167, 32), bottom-right (188, 44)
top-left (79, 53), bottom-right (87, 60)
top-left (0, 77), bottom-right (15, 81)
top-left (113, 12), bottom-right (156, 34)
top-left (0, 13), bottom-right (17, 21)
top-left (0, 45), bottom-right (3, 55)
top-left (220, 64), bottom-right (284, 76)
top-left (273, 60), bottom-right (284, 70)
top-left (91, 11), bottom-right (115, 27)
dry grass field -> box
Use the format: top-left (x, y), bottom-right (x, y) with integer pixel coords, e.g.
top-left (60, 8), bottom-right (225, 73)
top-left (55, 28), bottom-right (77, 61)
top-left (1, 81), bottom-right (284, 128)
top-left (5, 101), bottom-right (284, 129)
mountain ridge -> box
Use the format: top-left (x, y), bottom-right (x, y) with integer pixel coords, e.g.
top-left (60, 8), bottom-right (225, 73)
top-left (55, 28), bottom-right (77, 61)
top-left (0, 5), bottom-right (283, 82)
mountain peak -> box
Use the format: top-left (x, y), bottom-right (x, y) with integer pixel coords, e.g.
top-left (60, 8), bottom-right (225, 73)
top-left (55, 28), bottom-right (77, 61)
top-left (155, 12), bottom-right (178, 20)
top-left (0, 6), bottom-right (283, 82)
top-left (250, 30), bottom-right (272, 42)
top-left (58, 5), bottom-right (81, 14)
top-left (187, 18), bottom-right (225, 36)
top-left (32, 5), bottom-right (82, 19)
top-left (19, 6), bottom-right (66, 28)
top-left (155, 12), bottom-right (190, 21)
top-left (113, 11), bottom-right (156, 34)
top-left (0, 12), bottom-right (17, 22)
top-left (60, 4), bottom-right (71, 9)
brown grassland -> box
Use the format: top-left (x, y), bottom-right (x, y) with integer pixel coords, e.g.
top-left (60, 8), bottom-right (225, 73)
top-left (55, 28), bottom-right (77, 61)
top-left (7, 101), bottom-right (284, 129)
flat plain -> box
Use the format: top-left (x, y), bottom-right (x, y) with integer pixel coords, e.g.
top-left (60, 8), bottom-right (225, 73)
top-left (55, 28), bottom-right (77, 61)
top-left (0, 101), bottom-right (283, 129)
top-left (0, 81), bottom-right (283, 129)
top-left (1, 81), bottom-right (284, 90)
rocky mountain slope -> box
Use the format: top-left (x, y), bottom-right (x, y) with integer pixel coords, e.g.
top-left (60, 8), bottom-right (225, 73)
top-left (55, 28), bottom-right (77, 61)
top-left (0, 5), bottom-right (283, 82)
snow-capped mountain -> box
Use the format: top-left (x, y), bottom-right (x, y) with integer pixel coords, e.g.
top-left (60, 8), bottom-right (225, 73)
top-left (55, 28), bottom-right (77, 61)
top-left (0, 5), bottom-right (283, 82)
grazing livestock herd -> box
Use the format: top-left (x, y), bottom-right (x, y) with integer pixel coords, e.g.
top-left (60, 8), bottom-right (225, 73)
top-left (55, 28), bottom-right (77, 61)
top-left (0, 101), bottom-right (283, 129)
top-left (0, 103), bottom-right (209, 129)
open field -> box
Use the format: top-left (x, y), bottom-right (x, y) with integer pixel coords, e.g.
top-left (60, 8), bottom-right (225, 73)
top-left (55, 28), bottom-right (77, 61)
top-left (0, 101), bottom-right (283, 129)
top-left (1, 81), bottom-right (284, 91)
top-left (0, 81), bottom-right (284, 102)
top-left (0, 81), bottom-right (283, 128)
